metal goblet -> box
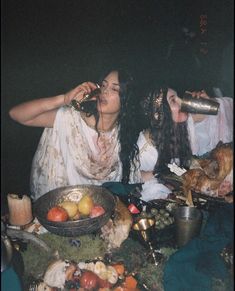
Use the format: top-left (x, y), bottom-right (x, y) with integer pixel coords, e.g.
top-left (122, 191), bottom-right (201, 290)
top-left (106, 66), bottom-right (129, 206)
top-left (132, 217), bottom-right (164, 266)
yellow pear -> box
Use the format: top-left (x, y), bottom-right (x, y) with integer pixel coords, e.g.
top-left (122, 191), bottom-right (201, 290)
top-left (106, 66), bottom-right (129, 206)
top-left (77, 195), bottom-right (94, 216)
top-left (60, 201), bottom-right (78, 218)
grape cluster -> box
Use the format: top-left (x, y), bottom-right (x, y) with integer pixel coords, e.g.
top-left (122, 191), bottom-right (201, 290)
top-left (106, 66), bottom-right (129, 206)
top-left (138, 208), bottom-right (174, 230)
top-left (151, 208), bottom-right (174, 230)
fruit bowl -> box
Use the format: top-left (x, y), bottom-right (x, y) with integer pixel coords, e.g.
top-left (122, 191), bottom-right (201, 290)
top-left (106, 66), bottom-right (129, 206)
top-left (33, 185), bottom-right (116, 237)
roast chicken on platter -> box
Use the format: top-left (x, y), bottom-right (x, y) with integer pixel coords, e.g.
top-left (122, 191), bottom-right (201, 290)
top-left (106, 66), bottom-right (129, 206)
top-left (182, 142), bottom-right (233, 204)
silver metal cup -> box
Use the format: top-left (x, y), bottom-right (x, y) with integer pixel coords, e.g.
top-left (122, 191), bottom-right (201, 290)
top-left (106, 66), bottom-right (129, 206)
top-left (1, 234), bottom-right (13, 272)
top-left (174, 206), bottom-right (202, 247)
top-left (180, 94), bottom-right (220, 115)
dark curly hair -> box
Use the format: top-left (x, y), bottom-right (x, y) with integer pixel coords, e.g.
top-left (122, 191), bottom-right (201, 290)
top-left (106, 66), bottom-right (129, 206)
top-left (141, 87), bottom-right (192, 175)
top-left (95, 67), bottom-right (143, 184)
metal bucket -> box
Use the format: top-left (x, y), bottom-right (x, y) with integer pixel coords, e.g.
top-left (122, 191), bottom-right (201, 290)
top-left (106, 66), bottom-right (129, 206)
top-left (174, 206), bottom-right (202, 247)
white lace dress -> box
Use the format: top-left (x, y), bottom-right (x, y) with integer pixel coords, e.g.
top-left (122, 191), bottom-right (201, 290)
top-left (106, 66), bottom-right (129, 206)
top-left (30, 106), bottom-right (141, 200)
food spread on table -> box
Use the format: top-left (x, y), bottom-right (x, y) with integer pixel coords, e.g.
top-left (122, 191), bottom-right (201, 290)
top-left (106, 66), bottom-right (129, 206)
top-left (2, 142), bottom-right (233, 291)
top-left (37, 259), bottom-right (140, 291)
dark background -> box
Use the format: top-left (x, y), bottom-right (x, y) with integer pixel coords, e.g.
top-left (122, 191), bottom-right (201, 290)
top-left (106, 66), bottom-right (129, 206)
top-left (1, 0), bottom-right (234, 212)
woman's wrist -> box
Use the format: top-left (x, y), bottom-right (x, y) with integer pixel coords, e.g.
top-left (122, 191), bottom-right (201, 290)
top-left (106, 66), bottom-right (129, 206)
top-left (45, 94), bottom-right (67, 110)
top-left (63, 94), bottom-right (70, 106)
top-left (141, 170), bottom-right (154, 182)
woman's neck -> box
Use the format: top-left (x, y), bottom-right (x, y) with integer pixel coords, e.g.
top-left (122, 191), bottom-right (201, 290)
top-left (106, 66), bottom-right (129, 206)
top-left (81, 112), bottom-right (118, 132)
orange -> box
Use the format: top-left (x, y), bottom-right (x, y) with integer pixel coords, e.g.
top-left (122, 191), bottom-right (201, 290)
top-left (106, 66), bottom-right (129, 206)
top-left (123, 275), bottom-right (137, 289)
top-left (112, 263), bottom-right (125, 276)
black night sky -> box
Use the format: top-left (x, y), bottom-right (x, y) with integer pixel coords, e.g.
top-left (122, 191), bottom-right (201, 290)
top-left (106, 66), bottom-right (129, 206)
top-left (1, 0), bottom-right (234, 210)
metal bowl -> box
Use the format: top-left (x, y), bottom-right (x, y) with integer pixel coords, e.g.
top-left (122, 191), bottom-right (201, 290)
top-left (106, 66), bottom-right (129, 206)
top-left (34, 185), bottom-right (116, 237)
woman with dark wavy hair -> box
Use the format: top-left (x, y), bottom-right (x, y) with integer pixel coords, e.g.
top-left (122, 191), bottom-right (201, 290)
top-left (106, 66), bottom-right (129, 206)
top-left (138, 85), bottom-right (233, 201)
top-left (141, 87), bottom-right (192, 173)
top-left (9, 68), bottom-right (142, 200)
top-left (138, 86), bottom-right (192, 201)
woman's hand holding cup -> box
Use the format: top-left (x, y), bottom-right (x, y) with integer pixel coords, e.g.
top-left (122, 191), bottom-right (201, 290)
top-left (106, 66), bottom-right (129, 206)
top-left (63, 82), bottom-right (97, 106)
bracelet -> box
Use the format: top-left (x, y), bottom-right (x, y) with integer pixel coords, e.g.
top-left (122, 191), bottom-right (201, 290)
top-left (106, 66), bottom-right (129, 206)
top-left (63, 94), bottom-right (68, 106)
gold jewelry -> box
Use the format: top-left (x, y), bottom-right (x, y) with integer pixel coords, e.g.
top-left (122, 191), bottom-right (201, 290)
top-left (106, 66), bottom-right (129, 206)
top-left (64, 94), bottom-right (68, 106)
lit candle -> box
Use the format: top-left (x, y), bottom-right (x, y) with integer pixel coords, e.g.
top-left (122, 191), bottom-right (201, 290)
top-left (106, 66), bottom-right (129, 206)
top-left (7, 194), bottom-right (33, 226)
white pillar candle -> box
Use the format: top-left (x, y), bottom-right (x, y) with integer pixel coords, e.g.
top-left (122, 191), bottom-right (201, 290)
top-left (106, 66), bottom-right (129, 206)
top-left (7, 194), bottom-right (33, 226)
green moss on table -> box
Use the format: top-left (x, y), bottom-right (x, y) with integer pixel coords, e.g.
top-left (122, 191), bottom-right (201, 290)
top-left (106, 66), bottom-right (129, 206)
top-left (21, 232), bottom-right (232, 291)
top-left (21, 232), bottom-right (107, 279)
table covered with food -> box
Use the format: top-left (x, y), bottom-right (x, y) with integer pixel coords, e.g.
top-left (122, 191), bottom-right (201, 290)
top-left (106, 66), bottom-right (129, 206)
top-left (1, 142), bottom-right (233, 291)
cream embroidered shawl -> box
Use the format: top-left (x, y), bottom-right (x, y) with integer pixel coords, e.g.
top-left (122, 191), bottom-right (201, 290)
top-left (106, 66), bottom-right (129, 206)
top-left (30, 106), bottom-right (141, 200)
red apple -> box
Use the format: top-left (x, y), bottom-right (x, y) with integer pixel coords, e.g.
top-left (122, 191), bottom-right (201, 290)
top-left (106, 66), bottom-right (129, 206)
top-left (46, 206), bottom-right (69, 222)
top-left (79, 270), bottom-right (99, 290)
top-left (89, 205), bottom-right (105, 218)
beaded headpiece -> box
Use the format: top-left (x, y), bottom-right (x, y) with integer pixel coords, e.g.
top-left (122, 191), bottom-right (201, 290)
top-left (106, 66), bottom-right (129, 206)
top-left (142, 88), bottom-right (166, 128)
